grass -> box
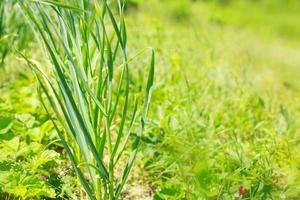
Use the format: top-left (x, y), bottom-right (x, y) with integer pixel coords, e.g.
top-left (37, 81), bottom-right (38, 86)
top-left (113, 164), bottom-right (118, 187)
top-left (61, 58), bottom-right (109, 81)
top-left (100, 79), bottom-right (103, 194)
top-left (1, 0), bottom-right (300, 199)
top-left (124, 0), bottom-right (300, 199)
top-left (0, 0), bottom-right (33, 67)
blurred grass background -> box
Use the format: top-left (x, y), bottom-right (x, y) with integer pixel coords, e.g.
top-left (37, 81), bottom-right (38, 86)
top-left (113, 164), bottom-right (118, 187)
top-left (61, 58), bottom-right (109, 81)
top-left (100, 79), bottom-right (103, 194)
top-left (123, 0), bottom-right (300, 199)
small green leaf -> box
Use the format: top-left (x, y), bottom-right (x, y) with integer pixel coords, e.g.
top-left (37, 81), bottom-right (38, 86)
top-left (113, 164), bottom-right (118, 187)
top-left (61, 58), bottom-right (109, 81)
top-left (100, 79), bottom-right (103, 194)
top-left (0, 117), bottom-right (12, 134)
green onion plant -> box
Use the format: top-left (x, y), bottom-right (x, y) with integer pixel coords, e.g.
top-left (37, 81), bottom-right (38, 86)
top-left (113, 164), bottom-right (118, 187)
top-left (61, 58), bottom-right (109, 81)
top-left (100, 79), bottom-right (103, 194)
top-left (18, 0), bottom-right (155, 199)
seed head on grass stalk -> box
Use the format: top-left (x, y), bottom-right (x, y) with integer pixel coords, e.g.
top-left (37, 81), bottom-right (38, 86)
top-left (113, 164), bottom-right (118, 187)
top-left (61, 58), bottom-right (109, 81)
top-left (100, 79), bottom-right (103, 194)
top-left (18, 0), bottom-right (155, 199)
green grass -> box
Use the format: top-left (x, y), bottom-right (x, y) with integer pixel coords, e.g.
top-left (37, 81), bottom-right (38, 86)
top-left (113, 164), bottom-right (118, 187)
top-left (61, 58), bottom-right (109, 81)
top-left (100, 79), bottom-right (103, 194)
top-left (125, 0), bottom-right (300, 199)
top-left (0, 0), bottom-right (33, 67)
top-left (204, 0), bottom-right (300, 45)
top-left (1, 0), bottom-right (300, 199)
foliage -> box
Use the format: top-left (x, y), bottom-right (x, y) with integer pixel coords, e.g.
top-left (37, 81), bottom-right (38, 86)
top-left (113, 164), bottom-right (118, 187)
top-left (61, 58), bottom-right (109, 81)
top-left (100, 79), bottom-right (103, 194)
top-left (1, 0), bottom-right (300, 200)
top-left (0, 74), bottom-right (79, 199)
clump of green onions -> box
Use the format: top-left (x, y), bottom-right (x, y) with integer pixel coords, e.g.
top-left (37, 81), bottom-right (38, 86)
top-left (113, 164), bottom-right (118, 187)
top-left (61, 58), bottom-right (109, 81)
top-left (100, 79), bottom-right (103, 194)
top-left (19, 0), bottom-right (155, 199)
